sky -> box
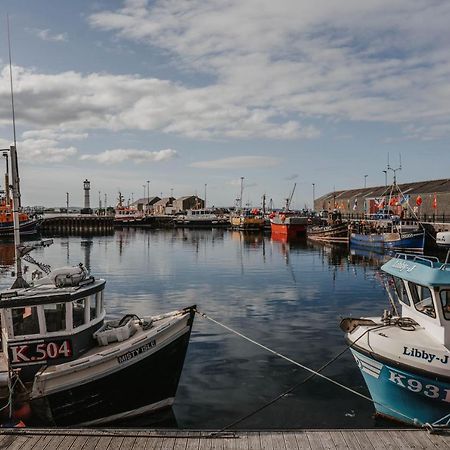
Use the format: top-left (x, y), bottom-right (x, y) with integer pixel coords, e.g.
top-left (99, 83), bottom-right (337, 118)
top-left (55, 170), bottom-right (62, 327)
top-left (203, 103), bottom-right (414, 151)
top-left (0, 0), bottom-right (449, 209)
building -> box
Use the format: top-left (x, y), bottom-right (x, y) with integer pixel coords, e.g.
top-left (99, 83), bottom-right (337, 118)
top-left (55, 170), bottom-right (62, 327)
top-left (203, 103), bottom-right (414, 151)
top-left (315, 178), bottom-right (450, 218)
top-left (153, 197), bottom-right (176, 215)
top-left (173, 196), bottom-right (204, 212)
top-left (130, 196), bottom-right (160, 213)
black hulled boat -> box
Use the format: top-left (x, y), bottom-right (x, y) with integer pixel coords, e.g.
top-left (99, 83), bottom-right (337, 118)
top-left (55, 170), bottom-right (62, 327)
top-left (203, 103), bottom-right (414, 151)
top-left (0, 145), bottom-right (195, 426)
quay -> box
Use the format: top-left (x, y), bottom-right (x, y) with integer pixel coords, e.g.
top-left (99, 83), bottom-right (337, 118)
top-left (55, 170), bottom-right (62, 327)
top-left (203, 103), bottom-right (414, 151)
top-left (0, 428), bottom-right (449, 449)
top-left (41, 215), bottom-right (114, 234)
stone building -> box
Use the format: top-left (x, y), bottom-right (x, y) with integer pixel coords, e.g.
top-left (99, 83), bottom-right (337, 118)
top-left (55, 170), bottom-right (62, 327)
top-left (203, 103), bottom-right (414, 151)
top-left (315, 178), bottom-right (450, 218)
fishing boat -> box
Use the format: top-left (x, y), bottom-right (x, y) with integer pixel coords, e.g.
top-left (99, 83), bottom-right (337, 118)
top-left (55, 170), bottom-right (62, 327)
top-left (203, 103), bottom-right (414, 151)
top-left (349, 218), bottom-right (425, 252)
top-left (270, 212), bottom-right (308, 239)
top-left (307, 210), bottom-right (348, 243)
top-left (230, 209), bottom-right (265, 231)
top-left (114, 192), bottom-right (144, 226)
top-left (175, 208), bottom-right (229, 228)
top-left (0, 145), bottom-right (196, 426)
top-left (0, 162), bottom-right (39, 236)
top-left (340, 249), bottom-right (450, 427)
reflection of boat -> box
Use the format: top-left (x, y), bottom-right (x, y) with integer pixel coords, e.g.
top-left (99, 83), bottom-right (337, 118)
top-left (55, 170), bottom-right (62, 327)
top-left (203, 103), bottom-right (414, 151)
top-left (341, 252), bottom-right (450, 427)
top-left (175, 209), bottom-right (229, 228)
top-left (270, 212), bottom-right (308, 239)
top-left (0, 144), bottom-right (196, 426)
top-left (0, 241), bottom-right (15, 266)
top-left (348, 243), bottom-right (392, 266)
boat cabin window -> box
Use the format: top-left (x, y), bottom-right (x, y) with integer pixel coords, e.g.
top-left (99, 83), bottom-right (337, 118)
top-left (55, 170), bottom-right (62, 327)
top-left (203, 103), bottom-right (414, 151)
top-left (409, 282), bottom-right (436, 318)
top-left (440, 290), bottom-right (450, 320)
top-left (44, 303), bottom-right (66, 332)
top-left (12, 306), bottom-right (40, 336)
top-left (72, 299), bottom-right (86, 328)
top-left (391, 276), bottom-right (410, 306)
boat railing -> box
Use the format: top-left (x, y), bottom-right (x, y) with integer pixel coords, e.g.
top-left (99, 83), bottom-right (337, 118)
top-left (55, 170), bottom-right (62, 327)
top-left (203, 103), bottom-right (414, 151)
top-left (393, 252), bottom-right (450, 270)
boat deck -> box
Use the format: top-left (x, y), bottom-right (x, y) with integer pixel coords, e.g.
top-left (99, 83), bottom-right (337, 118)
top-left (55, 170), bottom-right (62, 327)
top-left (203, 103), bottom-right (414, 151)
top-left (0, 428), bottom-right (449, 449)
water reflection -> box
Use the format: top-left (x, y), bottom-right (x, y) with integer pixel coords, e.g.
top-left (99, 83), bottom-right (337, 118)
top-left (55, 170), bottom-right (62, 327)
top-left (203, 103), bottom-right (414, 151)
top-left (0, 229), bottom-right (409, 429)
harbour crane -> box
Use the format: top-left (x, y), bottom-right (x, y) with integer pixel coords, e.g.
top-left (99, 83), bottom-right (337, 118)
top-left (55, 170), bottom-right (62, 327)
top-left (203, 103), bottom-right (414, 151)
top-left (285, 183), bottom-right (296, 211)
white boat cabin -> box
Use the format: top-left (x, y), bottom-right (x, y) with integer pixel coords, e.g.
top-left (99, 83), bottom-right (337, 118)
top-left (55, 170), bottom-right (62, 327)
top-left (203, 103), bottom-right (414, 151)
top-left (0, 265), bottom-right (106, 380)
top-left (383, 253), bottom-right (450, 347)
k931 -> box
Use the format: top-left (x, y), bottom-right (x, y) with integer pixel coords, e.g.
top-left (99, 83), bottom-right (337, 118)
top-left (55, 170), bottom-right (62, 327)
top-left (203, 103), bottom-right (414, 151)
top-left (9, 339), bottom-right (72, 364)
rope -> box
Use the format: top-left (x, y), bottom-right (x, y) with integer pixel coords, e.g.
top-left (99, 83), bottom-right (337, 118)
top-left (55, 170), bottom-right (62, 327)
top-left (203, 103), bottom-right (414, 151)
top-left (194, 308), bottom-right (419, 427)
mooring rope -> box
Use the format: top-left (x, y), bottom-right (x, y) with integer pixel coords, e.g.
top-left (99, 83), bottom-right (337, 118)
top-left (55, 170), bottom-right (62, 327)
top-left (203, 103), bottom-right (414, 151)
top-left (194, 308), bottom-right (419, 429)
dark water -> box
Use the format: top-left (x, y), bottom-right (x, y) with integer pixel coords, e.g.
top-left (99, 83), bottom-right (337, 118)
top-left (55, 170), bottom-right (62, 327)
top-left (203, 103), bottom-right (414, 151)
top-left (0, 229), bottom-right (407, 429)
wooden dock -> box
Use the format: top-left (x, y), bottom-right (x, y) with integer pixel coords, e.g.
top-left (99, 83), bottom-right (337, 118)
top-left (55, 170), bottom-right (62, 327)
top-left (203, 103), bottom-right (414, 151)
top-left (0, 428), bottom-right (449, 449)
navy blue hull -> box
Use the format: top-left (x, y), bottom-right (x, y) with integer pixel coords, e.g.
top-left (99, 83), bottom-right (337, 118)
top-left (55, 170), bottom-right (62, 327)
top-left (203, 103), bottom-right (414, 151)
top-left (350, 231), bottom-right (424, 252)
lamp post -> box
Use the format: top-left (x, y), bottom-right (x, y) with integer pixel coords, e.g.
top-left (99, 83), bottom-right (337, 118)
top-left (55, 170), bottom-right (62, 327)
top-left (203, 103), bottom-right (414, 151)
top-left (312, 183), bottom-right (315, 212)
top-left (146, 180), bottom-right (150, 204)
top-left (364, 175), bottom-right (368, 188)
top-left (204, 183), bottom-right (207, 208)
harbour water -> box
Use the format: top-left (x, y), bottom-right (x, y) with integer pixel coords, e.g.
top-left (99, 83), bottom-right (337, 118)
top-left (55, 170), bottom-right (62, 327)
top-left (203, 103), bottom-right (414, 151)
top-left (0, 229), bottom-right (409, 429)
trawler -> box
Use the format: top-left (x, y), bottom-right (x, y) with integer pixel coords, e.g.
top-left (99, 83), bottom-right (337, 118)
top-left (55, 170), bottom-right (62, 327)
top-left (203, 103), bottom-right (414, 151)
top-left (341, 237), bottom-right (450, 427)
top-left (0, 145), bottom-right (195, 426)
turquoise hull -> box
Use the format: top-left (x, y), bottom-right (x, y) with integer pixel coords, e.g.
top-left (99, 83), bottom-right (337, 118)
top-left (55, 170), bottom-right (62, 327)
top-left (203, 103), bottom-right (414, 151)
top-left (351, 348), bottom-right (450, 425)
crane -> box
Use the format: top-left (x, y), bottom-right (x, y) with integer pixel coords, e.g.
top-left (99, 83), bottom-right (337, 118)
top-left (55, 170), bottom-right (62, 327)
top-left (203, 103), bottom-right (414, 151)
top-left (285, 183), bottom-right (296, 211)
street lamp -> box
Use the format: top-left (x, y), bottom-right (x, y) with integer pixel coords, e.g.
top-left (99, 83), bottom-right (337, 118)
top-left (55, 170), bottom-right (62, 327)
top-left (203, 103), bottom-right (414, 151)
top-left (312, 183), bottom-right (315, 212)
top-left (146, 180), bottom-right (150, 205)
top-left (364, 175), bottom-right (368, 188)
top-left (204, 183), bottom-right (207, 208)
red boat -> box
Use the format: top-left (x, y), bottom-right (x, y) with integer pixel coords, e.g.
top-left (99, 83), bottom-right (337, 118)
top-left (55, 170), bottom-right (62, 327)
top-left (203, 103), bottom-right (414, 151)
top-left (270, 213), bottom-right (308, 239)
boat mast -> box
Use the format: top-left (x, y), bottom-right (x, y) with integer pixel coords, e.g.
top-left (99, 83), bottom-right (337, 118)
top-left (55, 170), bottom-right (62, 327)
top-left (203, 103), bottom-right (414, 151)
top-left (6, 16), bottom-right (28, 288)
top-left (239, 177), bottom-right (244, 210)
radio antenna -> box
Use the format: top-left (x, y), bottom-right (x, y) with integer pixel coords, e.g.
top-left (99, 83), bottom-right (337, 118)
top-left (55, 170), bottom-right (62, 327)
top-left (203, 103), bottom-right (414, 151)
top-left (7, 14), bottom-right (17, 148)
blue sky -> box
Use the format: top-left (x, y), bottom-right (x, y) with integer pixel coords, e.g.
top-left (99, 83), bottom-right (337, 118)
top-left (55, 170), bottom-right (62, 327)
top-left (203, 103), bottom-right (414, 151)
top-left (0, 0), bottom-right (449, 208)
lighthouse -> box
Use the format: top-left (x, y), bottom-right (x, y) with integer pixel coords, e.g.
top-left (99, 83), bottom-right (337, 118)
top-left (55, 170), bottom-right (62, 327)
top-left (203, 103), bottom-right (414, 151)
top-left (81, 179), bottom-right (92, 214)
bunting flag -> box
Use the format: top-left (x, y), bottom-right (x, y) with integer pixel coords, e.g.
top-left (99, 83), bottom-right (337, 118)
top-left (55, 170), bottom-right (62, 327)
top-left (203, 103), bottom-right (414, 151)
top-left (389, 196), bottom-right (398, 206)
top-left (432, 193), bottom-right (437, 209)
top-left (400, 194), bottom-right (410, 206)
top-left (375, 197), bottom-right (385, 210)
top-left (352, 198), bottom-right (358, 210)
top-left (416, 195), bottom-right (422, 206)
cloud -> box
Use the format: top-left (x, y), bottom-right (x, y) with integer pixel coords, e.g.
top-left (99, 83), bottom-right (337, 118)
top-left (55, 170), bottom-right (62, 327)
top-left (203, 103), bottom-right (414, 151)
top-left (190, 155), bottom-right (281, 169)
top-left (0, 65), bottom-right (313, 140)
top-left (87, 0), bottom-right (450, 140)
top-left (20, 138), bottom-right (77, 163)
top-left (80, 148), bottom-right (177, 164)
top-left (27, 28), bottom-right (68, 42)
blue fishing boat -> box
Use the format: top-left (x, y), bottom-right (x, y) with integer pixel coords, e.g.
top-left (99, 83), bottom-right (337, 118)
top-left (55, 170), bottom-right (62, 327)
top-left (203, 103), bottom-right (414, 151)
top-left (341, 251), bottom-right (450, 427)
top-left (349, 224), bottom-right (425, 252)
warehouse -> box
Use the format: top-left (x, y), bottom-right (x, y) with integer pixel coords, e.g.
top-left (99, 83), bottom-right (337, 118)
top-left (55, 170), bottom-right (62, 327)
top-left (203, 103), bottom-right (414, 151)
top-left (314, 178), bottom-right (450, 219)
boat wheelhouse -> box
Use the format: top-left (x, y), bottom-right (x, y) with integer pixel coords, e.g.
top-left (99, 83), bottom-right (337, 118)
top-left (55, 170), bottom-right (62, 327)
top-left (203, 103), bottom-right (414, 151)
top-left (341, 252), bottom-right (450, 427)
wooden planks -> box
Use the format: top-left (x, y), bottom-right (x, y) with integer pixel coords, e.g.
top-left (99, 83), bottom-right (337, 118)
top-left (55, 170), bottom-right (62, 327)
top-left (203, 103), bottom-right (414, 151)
top-left (0, 428), bottom-right (448, 449)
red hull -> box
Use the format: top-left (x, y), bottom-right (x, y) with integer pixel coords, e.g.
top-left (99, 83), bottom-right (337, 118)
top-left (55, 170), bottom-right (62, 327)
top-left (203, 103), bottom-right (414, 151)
top-left (270, 222), bottom-right (306, 238)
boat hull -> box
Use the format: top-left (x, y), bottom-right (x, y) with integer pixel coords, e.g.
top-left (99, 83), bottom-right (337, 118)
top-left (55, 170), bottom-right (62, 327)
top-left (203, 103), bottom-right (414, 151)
top-left (30, 310), bottom-right (194, 426)
top-left (0, 219), bottom-right (40, 236)
top-left (307, 224), bottom-right (348, 243)
top-left (270, 222), bottom-right (306, 238)
top-left (351, 348), bottom-right (450, 426)
top-left (349, 231), bottom-right (424, 252)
